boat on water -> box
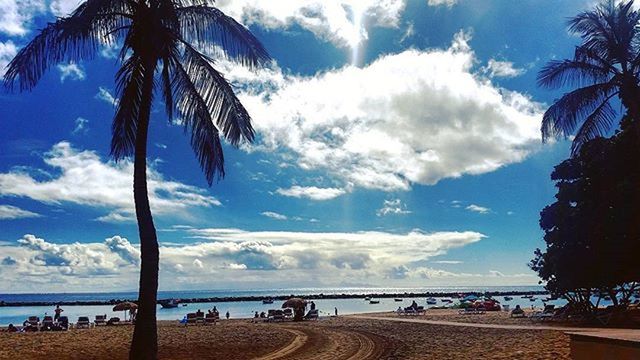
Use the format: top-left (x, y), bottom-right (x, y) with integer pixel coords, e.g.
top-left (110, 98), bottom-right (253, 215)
top-left (160, 299), bottom-right (179, 309)
top-left (503, 296), bottom-right (513, 301)
top-left (364, 296), bottom-right (371, 301)
top-left (529, 297), bottom-right (537, 301)
top-left (369, 299), bottom-right (380, 304)
top-left (441, 299), bottom-right (452, 303)
top-left (426, 297), bottom-right (437, 305)
top-left (262, 298), bottom-right (274, 304)
top-left (394, 298), bottom-right (403, 302)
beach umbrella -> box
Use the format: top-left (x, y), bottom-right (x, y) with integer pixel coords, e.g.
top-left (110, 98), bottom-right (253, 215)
top-left (112, 302), bottom-right (137, 321)
top-left (282, 298), bottom-right (306, 309)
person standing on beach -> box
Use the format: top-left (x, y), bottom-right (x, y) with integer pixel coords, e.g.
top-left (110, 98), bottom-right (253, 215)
top-left (54, 305), bottom-right (63, 322)
top-left (225, 311), bottom-right (230, 320)
top-left (334, 307), bottom-right (338, 316)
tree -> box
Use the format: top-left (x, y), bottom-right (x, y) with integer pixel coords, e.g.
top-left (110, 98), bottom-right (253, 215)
top-left (3, 1), bottom-right (270, 358)
top-left (538, 0), bottom-right (640, 154)
top-left (530, 127), bottom-right (640, 314)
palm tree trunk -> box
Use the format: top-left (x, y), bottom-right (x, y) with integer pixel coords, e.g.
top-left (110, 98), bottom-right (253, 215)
top-left (129, 58), bottom-right (159, 360)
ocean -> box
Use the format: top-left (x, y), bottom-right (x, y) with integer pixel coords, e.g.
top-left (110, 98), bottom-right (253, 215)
top-left (0, 286), bottom-right (574, 326)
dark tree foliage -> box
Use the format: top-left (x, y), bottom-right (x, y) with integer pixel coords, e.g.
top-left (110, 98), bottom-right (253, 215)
top-left (530, 125), bottom-right (640, 313)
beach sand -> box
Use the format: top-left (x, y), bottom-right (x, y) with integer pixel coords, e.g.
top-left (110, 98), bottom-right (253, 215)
top-left (0, 311), bottom-right (570, 359)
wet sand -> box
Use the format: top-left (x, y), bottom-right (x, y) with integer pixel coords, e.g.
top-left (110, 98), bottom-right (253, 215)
top-left (0, 311), bottom-right (571, 359)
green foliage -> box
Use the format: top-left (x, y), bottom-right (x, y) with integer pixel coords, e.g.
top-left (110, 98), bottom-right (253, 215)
top-left (530, 124), bottom-right (640, 310)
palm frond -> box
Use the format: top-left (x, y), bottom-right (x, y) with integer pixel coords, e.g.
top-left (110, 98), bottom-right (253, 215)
top-left (3, 0), bottom-right (131, 91)
top-left (176, 6), bottom-right (270, 68)
top-left (541, 83), bottom-right (618, 142)
top-left (180, 42), bottom-right (255, 146)
top-left (161, 58), bottom-right (174, 121)
top-left (170, 54), bottom-right (225, 184)
top-left (537, 58), bottom-right (612, 89)
top-left (571, 101), bottom-right (617, 155)
top-left (111, 56), bottom-right (145, 160)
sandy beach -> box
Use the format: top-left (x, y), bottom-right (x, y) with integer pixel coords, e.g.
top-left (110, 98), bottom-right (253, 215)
top-left (0, 310), bottom-right (571, 359)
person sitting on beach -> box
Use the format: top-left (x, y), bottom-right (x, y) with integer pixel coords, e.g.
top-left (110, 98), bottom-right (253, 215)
top-left (54, 305), bottom-right (63, 322)
top-left (196, 309), bottom-right (204, 318)
top-left (7, 324), bottom-right (18, 332)
top-left (310, 301), bottom-right (316, 311)
top-left (260, 311), bottom-right (266, 318)
top-left (411, 301), bottom-right (418, 310)
top-left (253, 311), bottom-right (259, 323)
top-left (396, 306), bottom-right (404, 315)
top-left (511, 305), bottom-right (525, 316)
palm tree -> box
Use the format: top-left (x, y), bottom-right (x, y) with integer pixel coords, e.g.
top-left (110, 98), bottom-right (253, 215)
top-left (3, 1), bottom-right (269, 358)
top-left (538, 0), bottom-right (640, 154)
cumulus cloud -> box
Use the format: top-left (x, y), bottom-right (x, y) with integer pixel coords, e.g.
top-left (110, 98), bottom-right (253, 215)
top-left (229, 31), bottom-right (542, 191)
top-left (72, 117), bottom-right (89, 134)
top-left (427, 0), bottom-right (459, 7)
top-left (465, 204), bottom-right (490, 214)
top-left (0, 204), bottom-right (41, 220)
top-left (276, 185), bottom-right (346, 201)
top-left (215, 0), bottom-right (405, 48)
top-left (0, 0), bottom-right (45, 36)
top-left (50, 0), bottom-right (82, 16)
top-left (95, 87), bottom-right (118, 106)
top-left (104, 235), bottom-right (140, 265)
top-left (0, 40), bottom-right (18, 77)
top-left (261, 211), bottom-right (288, 220)
top-left (376, 199), bottom-right (411, 216)
top-left (0, 142), bottom-right (221, 222)
top-left (483, 59), bottom-right (525, 78)
top-left (57, 62), bottom-right (85, 82)
top-left (1, 256), bottom-right (17, 265)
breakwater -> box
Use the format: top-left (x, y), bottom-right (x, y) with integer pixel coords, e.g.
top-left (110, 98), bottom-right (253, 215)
top-left (0, 290), bottom-right (548, 307)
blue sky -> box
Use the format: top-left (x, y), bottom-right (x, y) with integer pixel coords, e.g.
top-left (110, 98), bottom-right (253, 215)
top-left (0, 0), bottom-right (600, 292)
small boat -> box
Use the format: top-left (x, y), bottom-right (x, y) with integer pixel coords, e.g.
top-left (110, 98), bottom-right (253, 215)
top-left (262, 298), bottom-right (274, 304)
top-left (160, 299), bottom-right (179, 309)
top-left (394, 298), bottom-right (403, 302)
top-left (364, 296), bottom-right (371, 301)
top-left (369, 300), bottom-right (380, 304)
top-left (503, 296), bottom-right (513, 301)
top-left (182, 303), bottom-right (187, 307)
top-left (529, 297), bottom-right (537, 301)
top-left (426, 297), bottom-right (437, 305)
top-left (441, 299), bottom-right (452, 303)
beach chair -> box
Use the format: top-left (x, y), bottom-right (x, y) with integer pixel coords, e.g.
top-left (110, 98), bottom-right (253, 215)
top-left (530, 305), bottom-right (556, 322)
top-left (94, 314), bottom-right (107, 326)
top-left (272, 310), bottom-right (285, 322)
top-left (283, 308), bottom-right (293, 319)
top-left (205, 313), bottom-right (219, 325)
top-left (304, 309), bottom-right (319, 320)
top-left (26, 316), bottom-right (40, 328)
top-left (196, 312), bottom-right (205, 324)
top-left (107, 317), bottom-right (121, 326)
top-left (186, 313), bottom-right (198, 325)
top-left (56, 316), bottom-right (69, 331)
top-left (41, 316), bottom-right (54, 331)
top-left (76, 316), bottom-right (91, 329)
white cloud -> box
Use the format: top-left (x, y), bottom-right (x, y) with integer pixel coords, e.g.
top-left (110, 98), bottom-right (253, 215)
top-left (276, 185), bottom-right (346, 201)
top-left (465, 204), bottom-right (490, 214)
top-left (427, 0), bottom-right (459, 7)
top-left (261, 211), bottom-right (288, 220)
top-left (215, 0), bottom-right (405, 48)
top-left (50, 0), bottom-right (82, 17)
top-left (0, 0), bottom-right (45, 36)
top-left (0, 142), bottom-right (221, 223)
top-left (483, 59), bottom-right (525, 78)
top-left (0, 40), bottom-right (17, 77)
top-left (230, 31), bottom-right (542, 191)
top-left (432, 260), bottom-right (463, 264)
top-left (376, 199), bottom-right (411, 216)
top-left (0, 204), bottom-right (41, 219)
top-left (105, 235), bottom-right (140, 265)
top-left (72, 117), bottom-right (89, 134)
top-left (95, 87), bottom-right (118, 106)
top-left (193, 258), bottom-right (204, 269)
top-left (57, 62), bottom-right (85, 82)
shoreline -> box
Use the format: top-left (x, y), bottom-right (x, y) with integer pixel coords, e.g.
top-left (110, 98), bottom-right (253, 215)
top-left (0, 290), bottom-right (548, 307)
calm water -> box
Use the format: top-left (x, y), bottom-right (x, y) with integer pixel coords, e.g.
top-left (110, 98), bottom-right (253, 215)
top-left (0, 286), bottom-right (577, 326)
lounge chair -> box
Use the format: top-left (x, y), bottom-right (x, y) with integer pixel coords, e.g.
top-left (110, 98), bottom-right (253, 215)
top-left (185, 313), bottom-right (198, 325)
top-left (283, 308), bottom-right (293, 318)
top-left (195, 312), bottom-right (205, 324)
top-left (272, 310), bottom-right (285, 322)
top-left (530, 305), bottom-right (556, 322)
top-left (107, 317), bottom-right (120, 326)
top-left (304, 309), bottom-right (319, 320)
top-left (459, 307), bottom-right (485, 315)
top-left (205, 313), bottom-right (219, 325)
top-left (26, 316), bottom-right (40, 328)
top-left (55, 316), bottom-right (69, 331)
top-left (76, 316), bottom-right (91, 329)
top-left (41, 316), bottom-right (54, 331)
top-left (94, 314), bottom-right (107, 326)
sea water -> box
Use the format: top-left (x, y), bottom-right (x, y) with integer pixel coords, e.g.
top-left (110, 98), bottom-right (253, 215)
top-left (0, 286), bottom-right (573, 326)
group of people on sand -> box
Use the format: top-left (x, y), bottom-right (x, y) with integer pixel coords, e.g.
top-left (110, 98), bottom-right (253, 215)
top-left (197, 306), bottom-right (230, 319)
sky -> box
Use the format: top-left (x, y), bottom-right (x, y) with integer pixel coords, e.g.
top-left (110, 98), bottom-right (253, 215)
top-left (0, 0), bottom-right (604, 293)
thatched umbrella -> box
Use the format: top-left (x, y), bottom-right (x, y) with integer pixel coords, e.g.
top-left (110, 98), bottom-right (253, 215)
top-left (113, 302), bottom-right (137, 321)
top-left (282, 298), bottom-right (306, 321)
